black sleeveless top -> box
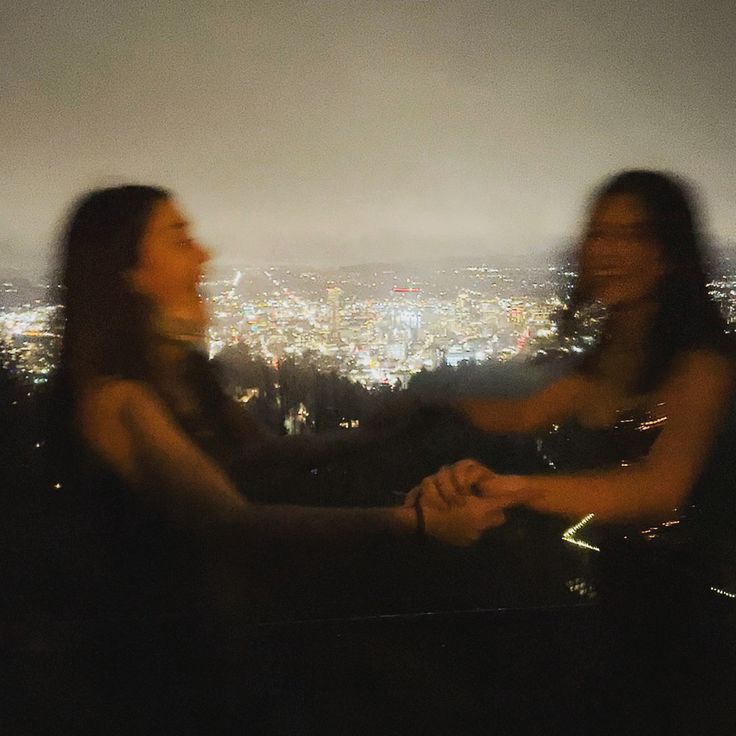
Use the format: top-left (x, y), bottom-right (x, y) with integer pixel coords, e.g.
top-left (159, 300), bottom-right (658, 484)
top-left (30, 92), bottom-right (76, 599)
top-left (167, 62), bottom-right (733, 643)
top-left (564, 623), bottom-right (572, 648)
top-left (157, 349), bottom-right (265, 475)
top-left (49, 350), bottom-right (259, 641)
top-left (50, 446), bottom-right (205, 641)
top-left (536, 399), bottom-right (736, 604)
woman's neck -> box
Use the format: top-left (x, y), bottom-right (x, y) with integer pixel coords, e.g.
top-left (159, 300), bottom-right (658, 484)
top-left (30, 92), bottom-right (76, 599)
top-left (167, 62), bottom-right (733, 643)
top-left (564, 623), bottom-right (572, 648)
top-left (605, 299), bottom-right (659, 350)
top-left (594, 299), bottom-right (659, 394)
top-left (152, 311), bottom-right (207, 348)
top-left (148, 311), bottom-right (207, 415)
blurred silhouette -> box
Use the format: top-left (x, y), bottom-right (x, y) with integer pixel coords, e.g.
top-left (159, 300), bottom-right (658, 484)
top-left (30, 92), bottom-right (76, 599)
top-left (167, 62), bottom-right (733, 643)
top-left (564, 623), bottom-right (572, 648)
top-left (411, 170), bottom-right (736, 723)
top-left (49, 185), bottom-right (507, 623)
top-left (418, 170), bottom-right (733, 514)
top-left (31, 185), bottom-right (514, 730)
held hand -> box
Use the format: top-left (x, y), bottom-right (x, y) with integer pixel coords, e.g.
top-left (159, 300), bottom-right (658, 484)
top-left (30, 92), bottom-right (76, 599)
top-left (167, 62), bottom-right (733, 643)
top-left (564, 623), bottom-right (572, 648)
top-left (422, 495), bottom-right (507, 547)
top-left (403, 459), bottom-right (498, 510)
top-left (474, 473), bottom-right (528, 501)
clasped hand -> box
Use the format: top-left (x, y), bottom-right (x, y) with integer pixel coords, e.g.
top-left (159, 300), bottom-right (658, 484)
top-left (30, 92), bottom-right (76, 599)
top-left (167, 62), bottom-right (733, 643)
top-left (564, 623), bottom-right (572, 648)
top-left (405, 459), bottom-right (521, 547)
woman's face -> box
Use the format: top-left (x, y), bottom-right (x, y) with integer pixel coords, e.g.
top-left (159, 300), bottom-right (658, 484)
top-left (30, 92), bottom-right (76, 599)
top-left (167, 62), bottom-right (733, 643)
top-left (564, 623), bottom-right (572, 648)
top-left (129, 198), bottom-right (210, 323)
top-left (579, 194), bottom-right (667, 308)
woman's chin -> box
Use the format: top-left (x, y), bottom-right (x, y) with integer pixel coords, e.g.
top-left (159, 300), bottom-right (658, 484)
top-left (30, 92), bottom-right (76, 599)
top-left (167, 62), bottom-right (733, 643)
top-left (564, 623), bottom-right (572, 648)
top-left (162, 300), bottom-right (208, 328)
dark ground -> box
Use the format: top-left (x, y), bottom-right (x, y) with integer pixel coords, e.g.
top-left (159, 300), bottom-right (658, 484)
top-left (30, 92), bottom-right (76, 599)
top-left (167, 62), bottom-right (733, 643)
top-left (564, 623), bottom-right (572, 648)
top-left (3, 385), bottom-right (735, 734)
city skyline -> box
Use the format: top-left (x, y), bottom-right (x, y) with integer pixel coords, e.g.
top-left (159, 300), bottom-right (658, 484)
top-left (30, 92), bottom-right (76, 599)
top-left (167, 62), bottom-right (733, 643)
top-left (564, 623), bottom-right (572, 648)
top-left (6, 254), bottom-right (736, 393)
top-left (3, 1), bottom-right (736, 269)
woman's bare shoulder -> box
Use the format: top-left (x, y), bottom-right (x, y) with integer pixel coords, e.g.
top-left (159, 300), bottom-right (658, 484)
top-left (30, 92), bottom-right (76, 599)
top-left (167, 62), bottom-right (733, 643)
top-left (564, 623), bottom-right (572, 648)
top-left (666, 348), bottom-right (734, 392)
top-left (78, 378), bottom-right (172, 462)
top-left (647, 348), bottom-right (735, 422)
top-left (77, 379), bottom-right (154, 475)
top-left (80, 378), bottom-right (164, 420)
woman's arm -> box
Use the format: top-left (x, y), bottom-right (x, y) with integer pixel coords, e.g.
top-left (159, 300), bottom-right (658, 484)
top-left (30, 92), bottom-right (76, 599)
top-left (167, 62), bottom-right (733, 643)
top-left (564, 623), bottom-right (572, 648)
top-left (79, 379), bottom-right (501, 545)
top-left (478, 350), bottom-right (734, 522)
top-left (453, 373), bottom-right (586, 434)
top-left (80, 379), bottom-right (248, 523)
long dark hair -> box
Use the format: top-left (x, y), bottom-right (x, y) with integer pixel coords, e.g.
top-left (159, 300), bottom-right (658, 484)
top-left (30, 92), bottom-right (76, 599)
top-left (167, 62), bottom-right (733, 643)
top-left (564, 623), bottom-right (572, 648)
top-left (562, 170), bottom-right (730, 393)
top-left (49, 184), bottom-right (258, 479)
top-left (46, 185), bottom-right (169, 485)
top-left (56, 185), bottom-right (170, 397)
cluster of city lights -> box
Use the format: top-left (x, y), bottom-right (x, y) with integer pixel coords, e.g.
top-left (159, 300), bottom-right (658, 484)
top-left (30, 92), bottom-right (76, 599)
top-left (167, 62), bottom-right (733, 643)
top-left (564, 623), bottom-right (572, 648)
top-left (202, 265), bottom-right (565, 388)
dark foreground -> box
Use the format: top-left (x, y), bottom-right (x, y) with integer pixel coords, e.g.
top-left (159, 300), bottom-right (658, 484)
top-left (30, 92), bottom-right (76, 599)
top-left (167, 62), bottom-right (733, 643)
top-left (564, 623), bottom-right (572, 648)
top-left (6, 601), bottom-right (735, 735)
top-left (4, 402), bottom-right (736, 734)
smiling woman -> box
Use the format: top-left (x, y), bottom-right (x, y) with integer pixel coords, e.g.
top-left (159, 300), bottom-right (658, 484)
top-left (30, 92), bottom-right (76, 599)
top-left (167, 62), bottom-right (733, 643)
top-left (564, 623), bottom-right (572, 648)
top-left (414, 170), bottom-right (735, 530)
top-left (578, 193), bottom-right (667, 309)
top-left (127, 199), bottom-right (210, 328)
top-left (404, 170), bottom-right (736, 723)
top-left (49, 184), bottom-right (505, 629)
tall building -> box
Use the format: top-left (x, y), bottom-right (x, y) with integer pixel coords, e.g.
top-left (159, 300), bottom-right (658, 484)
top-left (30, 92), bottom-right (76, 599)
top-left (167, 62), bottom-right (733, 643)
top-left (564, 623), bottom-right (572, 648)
top-left (326, 285), bottom-right (343, 341)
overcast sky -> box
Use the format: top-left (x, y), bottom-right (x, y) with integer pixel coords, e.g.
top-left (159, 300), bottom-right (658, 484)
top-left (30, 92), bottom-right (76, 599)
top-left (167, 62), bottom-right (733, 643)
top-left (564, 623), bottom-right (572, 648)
top-left (2, 0), bottom-right (735, 270)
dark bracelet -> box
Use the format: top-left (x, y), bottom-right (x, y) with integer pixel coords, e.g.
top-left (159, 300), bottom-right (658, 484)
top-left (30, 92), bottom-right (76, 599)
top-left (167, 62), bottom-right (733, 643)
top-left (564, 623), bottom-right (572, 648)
top-left (413, 497), bottom-right (426, 538)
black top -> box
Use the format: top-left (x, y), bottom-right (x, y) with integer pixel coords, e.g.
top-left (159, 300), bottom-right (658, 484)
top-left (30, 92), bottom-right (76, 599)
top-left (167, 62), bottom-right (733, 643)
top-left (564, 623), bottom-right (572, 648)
top-left (536, 398), bottom-right (736, 605)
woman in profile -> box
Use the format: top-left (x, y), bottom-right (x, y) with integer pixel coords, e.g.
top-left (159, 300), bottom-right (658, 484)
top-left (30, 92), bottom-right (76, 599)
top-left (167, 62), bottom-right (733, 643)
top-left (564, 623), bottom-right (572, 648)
top-left (47, 184), bottom-right (510, 728)
top-left (54, 185), bottom-right (503, 558)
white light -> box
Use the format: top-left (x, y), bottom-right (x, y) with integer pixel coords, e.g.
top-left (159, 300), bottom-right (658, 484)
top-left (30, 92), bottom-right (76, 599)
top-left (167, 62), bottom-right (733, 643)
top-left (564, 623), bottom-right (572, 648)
top-left (561, 514), bottom-right (600, 552)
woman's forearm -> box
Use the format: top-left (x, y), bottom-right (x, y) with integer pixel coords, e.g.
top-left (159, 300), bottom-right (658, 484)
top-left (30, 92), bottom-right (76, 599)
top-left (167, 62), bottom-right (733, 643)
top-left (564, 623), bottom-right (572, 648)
top-left (452, 374), bottom-right (584, 434)
top-left (213, 495), bottom-right (497, 551)
top-left (497, 465), bottom-right (686, 523)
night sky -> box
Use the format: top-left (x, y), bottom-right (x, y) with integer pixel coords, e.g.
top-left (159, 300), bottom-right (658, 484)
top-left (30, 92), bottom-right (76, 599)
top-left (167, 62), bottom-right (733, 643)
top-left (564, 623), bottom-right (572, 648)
top-left (2, 0), bottom-right (735, 269)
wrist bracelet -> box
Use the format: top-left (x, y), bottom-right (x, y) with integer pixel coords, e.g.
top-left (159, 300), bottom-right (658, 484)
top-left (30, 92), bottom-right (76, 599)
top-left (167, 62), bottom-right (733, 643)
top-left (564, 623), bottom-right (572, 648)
top-left (413, 497), bottom-right (426, 538)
